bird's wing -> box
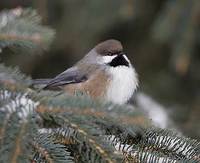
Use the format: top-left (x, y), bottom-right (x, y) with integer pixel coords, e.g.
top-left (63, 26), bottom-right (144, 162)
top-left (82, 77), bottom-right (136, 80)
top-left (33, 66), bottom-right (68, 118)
top-left (43, 67), bottom-right (87, 89)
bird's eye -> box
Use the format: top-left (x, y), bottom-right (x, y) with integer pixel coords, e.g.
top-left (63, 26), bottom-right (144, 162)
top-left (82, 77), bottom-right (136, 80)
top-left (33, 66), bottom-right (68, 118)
top-left (107, 52), bottom-right (112, 56)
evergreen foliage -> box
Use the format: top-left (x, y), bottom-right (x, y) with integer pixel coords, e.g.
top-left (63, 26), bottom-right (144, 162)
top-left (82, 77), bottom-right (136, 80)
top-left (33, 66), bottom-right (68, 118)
top-left (32, 133), bottom-right (74, 163)
top-left (0, 64), bottom-right (31, 86)
top-left (0, 90), bottom-right (38, 163)
top-left (0, 7), bottom-right (55, 54)
top-left (0, 8), bottom-right (199, 163)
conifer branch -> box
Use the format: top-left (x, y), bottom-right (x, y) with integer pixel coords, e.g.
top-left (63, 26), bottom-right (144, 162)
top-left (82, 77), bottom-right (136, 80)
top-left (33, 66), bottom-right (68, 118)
top-left (0, 8), bottom-right (55, 54)
top-left (0, 64), bottom-right (31, 86)
top-left (0, 90), bottom-right (38, 163)
top-left (32, 134), bottom-right (74, 163)
top-left (1, 76), bottom-right (200, 163)
top-left (35, 103), bottom-right (200, 162)
top-left (37, 112), bottom-right (124, 163)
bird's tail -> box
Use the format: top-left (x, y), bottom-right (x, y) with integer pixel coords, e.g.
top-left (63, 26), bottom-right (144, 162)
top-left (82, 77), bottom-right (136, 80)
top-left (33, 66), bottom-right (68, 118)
top-left (31, 78), bottom-right (51, 89)
top-left (32, 78), bottom-right (51, 85)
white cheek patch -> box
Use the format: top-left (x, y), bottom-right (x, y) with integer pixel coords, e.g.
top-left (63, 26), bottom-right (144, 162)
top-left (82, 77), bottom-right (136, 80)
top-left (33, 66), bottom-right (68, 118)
top-left (102, 55), bottom-right (117, 64)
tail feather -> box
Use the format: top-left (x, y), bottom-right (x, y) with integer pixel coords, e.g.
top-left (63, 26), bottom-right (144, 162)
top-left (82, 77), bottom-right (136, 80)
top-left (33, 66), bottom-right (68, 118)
top-left (31, 79), bottom-right (51, 89)
top-left (32, 78), bottom-right (51, 85)
top-left (32, 78), bottom-right (62, 90)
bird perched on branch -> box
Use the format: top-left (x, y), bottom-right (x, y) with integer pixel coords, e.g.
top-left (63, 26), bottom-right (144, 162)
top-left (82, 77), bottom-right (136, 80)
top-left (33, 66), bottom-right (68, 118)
top-left (33, 39), bottom-right (138, 104)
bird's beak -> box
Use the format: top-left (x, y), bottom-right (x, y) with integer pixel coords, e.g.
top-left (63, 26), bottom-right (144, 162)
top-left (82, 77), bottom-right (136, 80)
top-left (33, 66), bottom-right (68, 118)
top-left (121, 53), bottom-right (130, 63)
top-left (108, 52), bottom-right (130, 67)
top-left (118, 52), bottom-right (125, 56)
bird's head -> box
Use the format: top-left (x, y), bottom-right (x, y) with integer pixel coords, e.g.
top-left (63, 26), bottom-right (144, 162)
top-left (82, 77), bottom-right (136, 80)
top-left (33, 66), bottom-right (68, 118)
top-left (94, 39), bottom-right (130, 67)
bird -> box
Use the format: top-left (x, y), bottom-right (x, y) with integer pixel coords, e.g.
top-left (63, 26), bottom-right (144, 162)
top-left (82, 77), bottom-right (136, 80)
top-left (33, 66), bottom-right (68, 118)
top-left (33, 39), bottom-right (138, 105)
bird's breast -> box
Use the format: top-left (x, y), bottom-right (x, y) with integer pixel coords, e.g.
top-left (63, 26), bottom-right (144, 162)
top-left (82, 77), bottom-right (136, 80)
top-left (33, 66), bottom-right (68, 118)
top-left (63, 66), bottom-right (138, 105)
top-left (105, 66), bottom-right (138, 105)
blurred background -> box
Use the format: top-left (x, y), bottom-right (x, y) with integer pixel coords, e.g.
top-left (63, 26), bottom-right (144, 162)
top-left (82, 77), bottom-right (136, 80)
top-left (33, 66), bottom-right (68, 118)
top-left (0, 0), bottom-right (199, 139)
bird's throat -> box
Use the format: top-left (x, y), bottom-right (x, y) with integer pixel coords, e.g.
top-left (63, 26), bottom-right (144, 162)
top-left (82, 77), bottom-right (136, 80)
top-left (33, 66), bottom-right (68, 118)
top-left (109, 54), bottom-right (129, 67)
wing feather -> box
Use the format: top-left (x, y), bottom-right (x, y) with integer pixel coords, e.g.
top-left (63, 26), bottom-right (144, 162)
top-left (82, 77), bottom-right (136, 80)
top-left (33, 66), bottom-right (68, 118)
top-left (43, 67), bottom-right (87, 89)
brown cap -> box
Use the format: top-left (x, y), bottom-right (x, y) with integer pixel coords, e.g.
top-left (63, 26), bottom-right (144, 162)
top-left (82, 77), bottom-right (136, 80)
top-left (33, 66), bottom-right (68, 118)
top-left (95, 39), bottom-right (123, 55)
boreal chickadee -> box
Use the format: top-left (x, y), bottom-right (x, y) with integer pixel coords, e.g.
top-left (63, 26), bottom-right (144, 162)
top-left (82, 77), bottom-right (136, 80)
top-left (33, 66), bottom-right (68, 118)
top-left (33, 39), bottom-right (138, 104)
